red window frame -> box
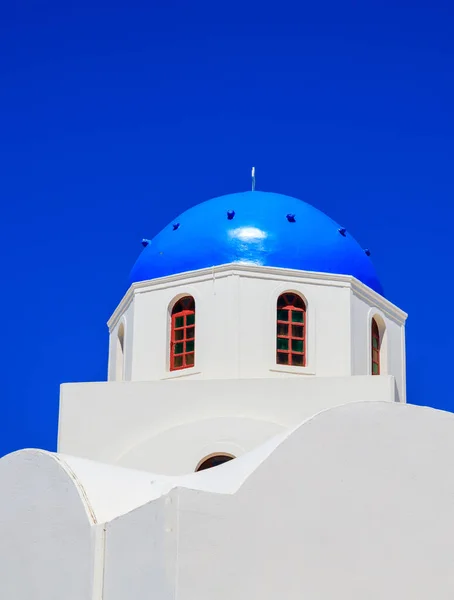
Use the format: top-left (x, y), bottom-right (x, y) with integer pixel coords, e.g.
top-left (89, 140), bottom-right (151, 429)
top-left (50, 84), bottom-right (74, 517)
top-left (371, 318), bottom-right (380, 375)
top-left (170, 296), bottom-right (195, 371)
top-left (276, 293), bottom-right (306, 367)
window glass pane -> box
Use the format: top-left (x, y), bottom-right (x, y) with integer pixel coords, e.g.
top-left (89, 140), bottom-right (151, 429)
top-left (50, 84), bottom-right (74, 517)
top-left (372, 362), bottom-right (379, 374)
top-left (373, 337), bottom-right (378, 349)
top-left (291, 310), bottom-right (304, 323)
top-left (277, 296), bottom-right (287, 309)
top-left (186, 326), bottom-right (195, 339)
top-left (174, 329), bottom-right (184, 341)
top-left (173, 355), bottom-right (183, 368)
top-left (277, 323), bottom-right (289, 336)
top-left (277, 352), bottom-right (289, 365)
top-left (277, 337), bottom-right (289, 351)
top-left (186, 313), bottom-right (195, 326)
top-left (292, 339), bottom-right (304, 353)
top-left (182, 297), bottom-right (194, 311)
top-left (292, 296), bottom-right (305, 310)
top-left (175, 316), bottom-right (184, 328)
top-left (172, 300), bottom-right (183, 314)
top-left (292, 324), bottom-right (304, 338)
top-left (174, 342), bottom-right (184, 355)
top-left (186, 340), bottom-right (194, 352)
top-left (277, 309), bottom-right (289, 321)
top-left (197, 455), bottom-right (233, 471)
top-left (291, 353), bottom-right (304, 366)
top-left (186, 353), bottom-right (195, 367)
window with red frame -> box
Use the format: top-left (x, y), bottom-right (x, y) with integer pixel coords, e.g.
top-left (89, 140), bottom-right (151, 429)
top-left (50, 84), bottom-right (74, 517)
top-left (170, 296), bottom-right (195, 371)
top-left (371, 318), bottom-right (380, 375)
top-left (276, 293), bottom-right (306, 367)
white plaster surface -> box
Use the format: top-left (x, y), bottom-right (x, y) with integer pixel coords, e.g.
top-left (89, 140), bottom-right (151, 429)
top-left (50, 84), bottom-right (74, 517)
top-left (0, 449), bottom-right (96, 600)
top-left (351, 290), bottom-right (406, 401)
top-left (104, 402), bottom-right (454, 600)
top-left (5, 402), bottom-right (454, 599)
top-left (59, 375), bottom-right (396, 473)
top-left (107, 265), bottom-right (407, 398)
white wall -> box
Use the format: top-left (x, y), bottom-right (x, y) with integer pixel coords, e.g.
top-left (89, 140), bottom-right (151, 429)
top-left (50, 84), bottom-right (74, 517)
top-left (0, 449), bottom-right (184, 600)
top-left (351, 289), bottom-right (406, 401)
top-left (108, 298), bottom-right (135, 381)
top-left (0, 450), bottom-right (96, 600)
top-left (107, 265), bottom-right (406, 384)
top-left (59, 375), bottom-right (396, 474)
top-left (7, 402), bottom-right (454, 600)
top-left (169, 402), bottom-right (454, 600)
top-left (130, 274), bottom-right (235, 381)
top-left (97, 402), bottom-right (454, 600)
top-left (236, 272), bottom-right (352, 378)
top-left (103, 497), bottom-right (177, 600)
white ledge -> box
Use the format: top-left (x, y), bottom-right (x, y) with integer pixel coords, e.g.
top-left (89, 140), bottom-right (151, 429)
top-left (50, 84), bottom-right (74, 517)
top-left (160, 369), bottom-right (202, 381)
top-left (269, 366), bottom-right (316, 376)
top-left (107, 263), bottom-right (407, 330)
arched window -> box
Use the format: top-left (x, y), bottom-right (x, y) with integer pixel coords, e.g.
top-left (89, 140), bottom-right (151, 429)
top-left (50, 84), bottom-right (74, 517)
top-left (196, 454), bottom-right (235, 472)
top-left (276, 293), bottom-right (306, 366)
top-left (371, 318), bottom-right (380, 375)
top-left (170, 296), bottom-right (195, 371)
top-left (116, 322), bottom-right (125, 381)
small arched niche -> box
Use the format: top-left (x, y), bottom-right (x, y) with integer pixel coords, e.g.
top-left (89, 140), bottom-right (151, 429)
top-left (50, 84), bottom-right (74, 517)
top-left (195, 453), bottom-right (235, 472)
top-left (116, 322), bottom-right (125, 381)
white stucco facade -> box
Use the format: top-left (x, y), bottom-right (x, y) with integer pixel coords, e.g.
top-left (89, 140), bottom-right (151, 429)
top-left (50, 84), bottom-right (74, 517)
top-left (52, 262), bottom-right (407, 477)
top-left (58, 374), bottom-right (397, 473)
top-left (107, 264), bottom-right (406, 394)
top-left (4, 403), bottom-right (454, 600)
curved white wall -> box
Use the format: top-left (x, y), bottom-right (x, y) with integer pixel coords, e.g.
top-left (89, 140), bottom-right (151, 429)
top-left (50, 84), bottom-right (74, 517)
top-left (0, 450), bottom-right (96, 600)
top-left (59, 375), bottom-right (396, 473)
top-left (116, 416), bottom-right (284, 474)
top-left (7, 402), bottom-right (453, 600)
top-left (102, 402), bottom-right (454, 600)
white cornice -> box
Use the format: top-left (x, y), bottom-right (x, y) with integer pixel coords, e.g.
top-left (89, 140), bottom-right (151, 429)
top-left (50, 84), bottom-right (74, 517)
top-left (350, 279), bottom-right (407, 324)
top-left (107, 263), bottom-right (407, 330)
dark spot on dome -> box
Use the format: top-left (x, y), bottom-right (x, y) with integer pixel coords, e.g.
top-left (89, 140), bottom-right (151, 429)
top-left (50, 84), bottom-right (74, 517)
top-left (364, 248), bottom-right (371, 256)
top-left (129, 191), bottom-right (384, 296)
top-left (141, 238), bottom-right (151, 247)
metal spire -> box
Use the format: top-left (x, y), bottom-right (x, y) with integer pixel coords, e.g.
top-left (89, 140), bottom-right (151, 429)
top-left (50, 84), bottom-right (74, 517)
top-left (251, 166), bottom-right (256, 191)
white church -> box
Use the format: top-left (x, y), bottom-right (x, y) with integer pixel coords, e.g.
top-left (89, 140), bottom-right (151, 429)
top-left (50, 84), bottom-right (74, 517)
top-left (2, 180), bottom-right (454, 599)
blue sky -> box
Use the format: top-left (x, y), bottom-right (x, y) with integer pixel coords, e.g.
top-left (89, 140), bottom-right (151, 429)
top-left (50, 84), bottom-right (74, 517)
top-left (1, 0), bottom-right (453, 457)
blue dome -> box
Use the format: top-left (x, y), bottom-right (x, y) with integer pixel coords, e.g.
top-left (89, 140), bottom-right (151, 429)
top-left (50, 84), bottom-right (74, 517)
top-left (130, 191), bottom-right (383, 295)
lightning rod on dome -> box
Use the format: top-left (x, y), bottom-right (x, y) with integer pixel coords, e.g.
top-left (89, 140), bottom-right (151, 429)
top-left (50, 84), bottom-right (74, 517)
top-left (251, 166), bottom-right (256, 191)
